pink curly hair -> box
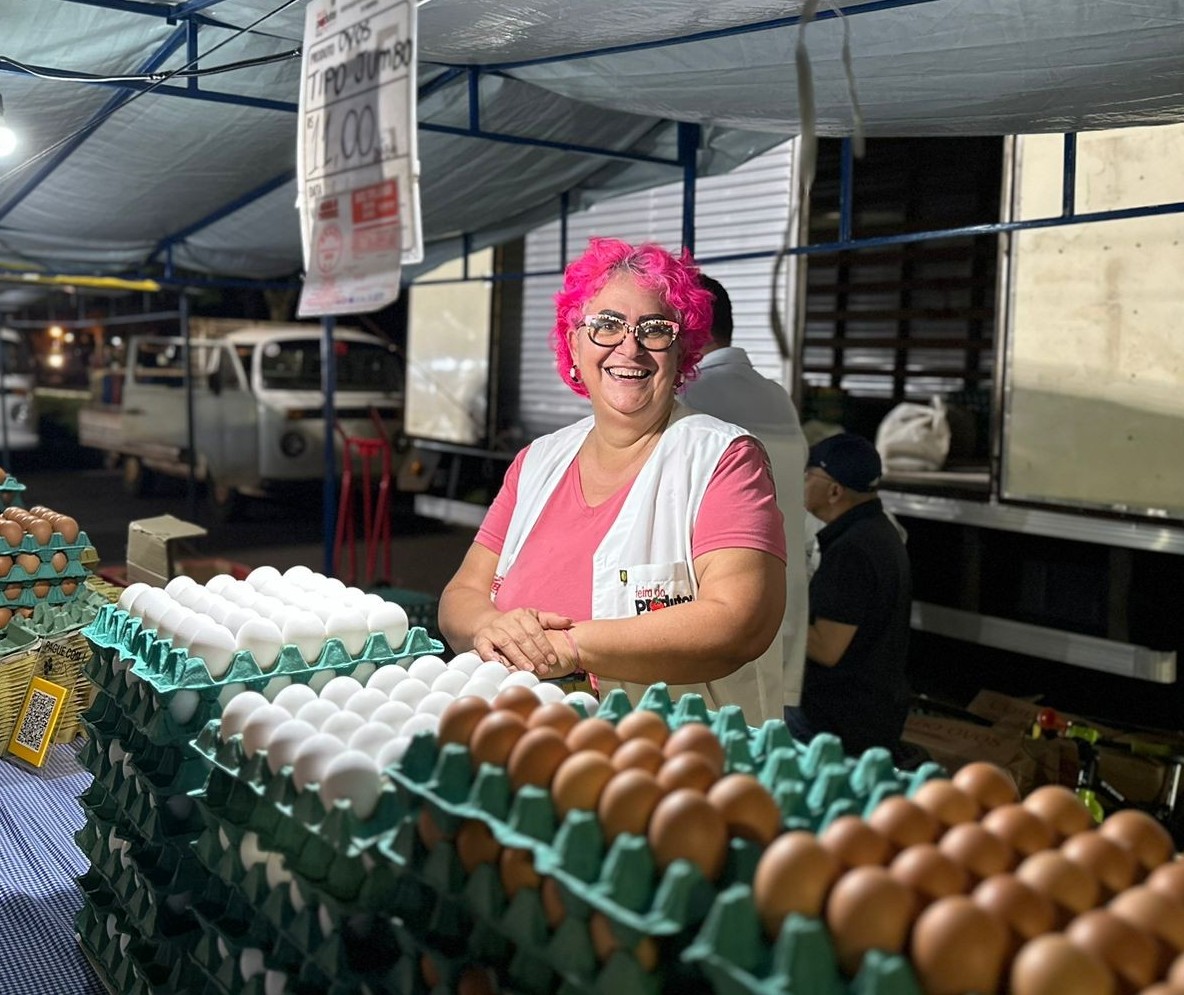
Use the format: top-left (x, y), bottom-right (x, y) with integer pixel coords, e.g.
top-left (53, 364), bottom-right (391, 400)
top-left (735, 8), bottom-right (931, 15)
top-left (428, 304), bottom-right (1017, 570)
top-left (552, 237), bottom-right (714, 397)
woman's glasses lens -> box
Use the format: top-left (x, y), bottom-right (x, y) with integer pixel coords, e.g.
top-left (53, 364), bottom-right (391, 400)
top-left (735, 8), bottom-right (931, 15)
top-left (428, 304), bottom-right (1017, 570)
top-left (584, 315), bottom-right (679, 352)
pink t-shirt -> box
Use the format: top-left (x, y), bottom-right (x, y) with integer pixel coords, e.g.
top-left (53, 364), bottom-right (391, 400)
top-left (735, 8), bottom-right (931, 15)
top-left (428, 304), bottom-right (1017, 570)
top-left (475, 437), bottom-right (786, 621)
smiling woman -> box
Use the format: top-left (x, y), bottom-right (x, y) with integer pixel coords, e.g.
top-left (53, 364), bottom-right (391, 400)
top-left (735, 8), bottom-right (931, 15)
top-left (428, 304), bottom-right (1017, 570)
top-left (438, 238), bottom-right (790, 724)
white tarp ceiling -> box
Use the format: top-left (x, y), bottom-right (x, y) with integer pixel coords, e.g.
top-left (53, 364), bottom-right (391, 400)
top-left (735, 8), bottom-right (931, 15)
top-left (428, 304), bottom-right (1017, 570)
top-left (0, 0), bottom-right (1182, 287)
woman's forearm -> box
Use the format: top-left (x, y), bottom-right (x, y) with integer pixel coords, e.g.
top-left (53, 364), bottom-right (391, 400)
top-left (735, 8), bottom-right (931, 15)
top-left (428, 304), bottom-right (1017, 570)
top-left (438, 584), bottom-right (501, 652)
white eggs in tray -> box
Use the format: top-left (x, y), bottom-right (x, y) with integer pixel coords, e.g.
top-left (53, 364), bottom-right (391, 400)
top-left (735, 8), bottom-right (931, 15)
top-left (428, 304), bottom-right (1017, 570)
top-left (220, 606), bottom-right (257, 637)
top-left (164, 574), bottom-right (199, 600)
top-left (253, 595), bottom-right (287, 621)
top-left (348, 721), bottom-right (395, 758)
top-left (246, 565), bottom-right (282, 590)
top-left (282, 564), bottom-right (315, 587)
top-left (407, 655), bottom-right (448, 686)
top-left (320, 710), bottom-right (366, 743)
top-left (241, 947), bottom-right (265, 983)
top-left (446, 651), bottom-right (484, 677)
top-left (167, 689), bottom-right (201, 725)
top-left (191, 623), bottom-right (239, 680)
top-left (176, 586), bottom-right (212, 614)
top-left (134, 589), bottom-right (171, 629)
top-left (203, 597), bottom-right (234, 627)
top-left (325, 608), bottom-right (369, 656)
top-left (241, 704), bottom-right (291, 758)
top-left (431, 669), bottom-right (469, 697)
top-left (459, 680), bottom-right (500, 701)
top-left (235, 617), bottom-right (284, 672)
top-left (282, 613), bottom-right (326, 664)
top-left (369, 700), bottom-right (414, 733)
top-left (415, 691), bottom-right (456, 718)
top-left (365, 665), bottom-right (409, 695)
top-left (220, 691), bottom-right (270, 741)
top-left (292, 732), bottom-right (345, 790)
top-left (204, 573), bottom-right (239, 597)
top-left (366, 602), bottom-right (408, 650)
top-left (294, 698), bottom-right (340, 729)
top-left (319, 749), bottom-right (381, 820)
top-left (306, 668), bottom-right (337, 695)
top-left (350, 661), bottom-right (376, 685)
top-left (240, 831), bottom-right (267, 869)
top-left (533, 681), bottom-right (568, 705)
top-left (271, 683), bottom-right (318, 716)
top-left (389, 677), bottom-right (431, 710)
top-left (223, 582), bottom-right (259, 608)
top-left (500, 670), bottom-right (540, 690)
top-left (400, 712), bottom-right (439, 739)
top-left (265, 719), bottom-right (318, 775)
top-left (320, 675), bottom-right (363, 708)
top-left (472, 661), bottom-right (512, 687)
top-left (261, 676), bottom-right (292, 701)
top-left (344, 688), bottom-right (388, 720)
top-left (375, 735), bottom-right (411, 769)
top-left (157, 603), bottom-right (195, 642)
top-left (218, 682), bottom-right (247, 708)
top-left (564, 691), bottom-right (600, 716)
top-left (264, 852), bottom-right (290, 890)
top-left (117, 581), bottom-right (152, 613)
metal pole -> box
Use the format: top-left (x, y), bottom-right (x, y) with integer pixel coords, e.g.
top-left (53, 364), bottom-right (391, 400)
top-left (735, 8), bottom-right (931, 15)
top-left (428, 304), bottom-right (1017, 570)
top-left (1062, 133), bottom-right (1077, 218)
top-left (839, 137), bottom-right (854, 242)
top-left (321, 315), bottom-right (338, 575)
top-left (678, 122), bottom-right (701, 254)
top-left (0, 329), bottom-right (9, 471)
top-left (181, 290), bottom-right (197, 522)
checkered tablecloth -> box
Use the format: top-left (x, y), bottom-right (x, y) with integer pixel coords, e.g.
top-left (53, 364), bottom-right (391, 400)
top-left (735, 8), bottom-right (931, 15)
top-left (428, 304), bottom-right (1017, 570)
top-left (0, 742), bottom-right (105, 995)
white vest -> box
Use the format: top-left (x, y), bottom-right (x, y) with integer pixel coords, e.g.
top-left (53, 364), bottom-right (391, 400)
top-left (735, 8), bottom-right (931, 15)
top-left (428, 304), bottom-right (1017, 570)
top-left (495, 403), bottom-right (784, 724)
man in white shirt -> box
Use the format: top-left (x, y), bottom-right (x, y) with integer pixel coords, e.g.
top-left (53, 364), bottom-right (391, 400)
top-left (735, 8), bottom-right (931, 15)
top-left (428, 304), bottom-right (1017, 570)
top-left (683, 275), bottom-right (811, 709)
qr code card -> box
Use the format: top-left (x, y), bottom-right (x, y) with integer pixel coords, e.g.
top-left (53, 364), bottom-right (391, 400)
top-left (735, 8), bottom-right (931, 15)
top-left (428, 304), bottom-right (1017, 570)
top-left (6, 677), bottom-right (70, 767)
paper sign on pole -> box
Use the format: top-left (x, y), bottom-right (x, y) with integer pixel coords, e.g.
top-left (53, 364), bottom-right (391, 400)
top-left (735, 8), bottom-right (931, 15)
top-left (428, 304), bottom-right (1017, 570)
top-left (297, 0), bottom-right (421, 318)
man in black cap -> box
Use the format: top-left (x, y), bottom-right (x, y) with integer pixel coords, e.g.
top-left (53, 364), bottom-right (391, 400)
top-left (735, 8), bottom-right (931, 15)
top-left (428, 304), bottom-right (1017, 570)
top-left (786, 432), bottom-right (913, 761)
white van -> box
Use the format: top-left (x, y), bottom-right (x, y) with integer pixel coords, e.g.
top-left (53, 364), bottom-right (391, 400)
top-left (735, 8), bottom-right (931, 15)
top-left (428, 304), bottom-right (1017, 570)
top-left (78, 325), bottom-right (401, 518)
top-left (0, 328), bottom-right (39, 452)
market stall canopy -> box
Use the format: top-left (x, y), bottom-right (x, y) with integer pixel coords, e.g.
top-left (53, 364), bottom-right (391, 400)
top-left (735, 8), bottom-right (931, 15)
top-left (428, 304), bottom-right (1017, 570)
top-left (0, 0), bottom-right (1182, 284)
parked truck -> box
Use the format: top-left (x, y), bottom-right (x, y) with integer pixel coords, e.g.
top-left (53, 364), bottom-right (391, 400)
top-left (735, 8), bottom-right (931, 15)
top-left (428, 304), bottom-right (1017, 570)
top-left (78, 323), bottom-right (401, 518)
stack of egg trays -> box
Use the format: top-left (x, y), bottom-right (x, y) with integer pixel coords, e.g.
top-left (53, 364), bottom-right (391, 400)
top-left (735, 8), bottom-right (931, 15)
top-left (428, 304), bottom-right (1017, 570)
top-left (0, 472), bottom-right (24, 506)
top-left (0, 526), bottom-right (94, 608)
top-left (0, 623), bottom-right (40, 746)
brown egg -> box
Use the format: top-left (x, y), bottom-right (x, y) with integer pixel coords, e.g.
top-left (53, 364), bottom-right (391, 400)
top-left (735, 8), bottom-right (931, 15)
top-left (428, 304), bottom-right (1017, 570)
top-left (981, 803), bottom-right (1056, 858)
top-left (655, 751), bottom-right (718, 794)
top-left (499, 847), bottom-right (540, 898)
top-left (526, 701), bottom-right (581, 736)
top-left (818, 814), bottom-right (894, 870)
top-left (612, 737), bottom-right (664, 775)
top-left (50, 551), bottom-right (68, 573)
top-left (506, 727), bottom-right (570, 791)
top-left (565, 717), bottom-right (621, 757)
top-left (28, 505), bottom-right (52, 518)
top-left (939, 821), bottom-right (1016, 881)
top-left (615, 708), bottom-right (669, 747)
top-left (0, 520), bottom-right (21, 547)
top-left (648, 788), bottom-right (729, 881)
top-left (1062, 831), bottom-right (1140, 898)
top-left (32, 580), bottom-right (50, 599)
top-left (16, 552), bottom-right (39, 575)
top-left (705, 774), bottom-right (782, 845)
top-left (1, 507), bottom-right (22, 520)
top-left (588, 912), bottom-right (660, 970)
top-left (421, 953), bottom-right (440, 987)
top-left (55, 516), bottom-right (80, 543)
top-left (972, 874), bottom-right (1059, 950)
top-left (3, 583), bottom-right (21, 602)
top-left (752, 831), bottom-right (842, 937)
top-left (492, 684), bottom-right (540, 720)
top-left (455, 819), bottom-right (501, 872)
top-left (866, 795), bottom-right (941, 853)
top-left (0, 608), bottom-right (11, 628)
top-left (1170, 950), bottom-right (1184, 987)
top-left (1016, 849), bottom-right (1101, 924)
top-left (598, 768), bottom-right (666, 841)
top-left (1066, 908), bottom-right (1161, 994)
top-left (890, 843), bottom-right (970, 914)
top-left (825, 865), bottom-right (915, 976)
top-left (438, 696), bottom-right (492, 748)
top-left (456, 966), bottom-right (499, 995)
top-left (1099, 809), bottom-right (1176, 878)
top-left (911, 779), bottom-right (981, 831)
top-left (1108, 886), bottom-right (1184, 974)
top-left (1024, 784), bottom-right (1095, 843)
top-left (662, 722), bottom-right (725, 775)
top-left (0, 556), bottom-right (11, 577)
top-left (26, 519), bottom-right (52, 545)
top-left (540, 876), bottom-right (566, 929)
top-left (910, 895), bottom-right (1010, 995)
top-left (953, 761), bottom-right (1020, 811)
top-left (551, 750), bottom-right (616, 818)
top-left (417, 807), bottom-right (454, 850)
top-left (469, 710), bottom-right (527, 770)
top-left (1010, 933), bottom-right (1117, 995)
top-left (60, 579), bottom-right (77, 596)
top-left (1147, 860), bottom-right (1184, 906)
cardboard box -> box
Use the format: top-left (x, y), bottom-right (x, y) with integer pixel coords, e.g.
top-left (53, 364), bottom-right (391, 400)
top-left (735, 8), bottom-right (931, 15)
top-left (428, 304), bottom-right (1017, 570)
top-left (125, 515), bottom-right (208, 587)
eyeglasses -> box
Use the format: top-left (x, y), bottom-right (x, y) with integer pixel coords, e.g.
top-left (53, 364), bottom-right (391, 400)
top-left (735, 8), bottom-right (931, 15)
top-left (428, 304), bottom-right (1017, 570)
top-left (582, 313), bottom-right (680, 352)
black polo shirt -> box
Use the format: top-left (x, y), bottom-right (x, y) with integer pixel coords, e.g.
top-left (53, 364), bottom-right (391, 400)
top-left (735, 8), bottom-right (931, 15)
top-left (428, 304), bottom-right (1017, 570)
top-left (801, 498), bottom-right (912, 757)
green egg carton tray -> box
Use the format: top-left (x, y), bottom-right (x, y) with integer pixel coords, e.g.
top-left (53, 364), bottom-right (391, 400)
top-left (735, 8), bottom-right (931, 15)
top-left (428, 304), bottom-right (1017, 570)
top-left (0, 575), bottom-right (91, 608)
top-left (0, 527), bottom-right (93, 556)
top-left (683, 891), bottom-right (923, 995)
top-left (0, 619), bottom-right (39, 657)
top-left (84, 602), bottom-right (443, 700)
top-left (11, 582), bottom-right (106, 634)
top-left (0, 475), bottom-right (26, 494)
top-left (0, 551), bottom-right (90, 583)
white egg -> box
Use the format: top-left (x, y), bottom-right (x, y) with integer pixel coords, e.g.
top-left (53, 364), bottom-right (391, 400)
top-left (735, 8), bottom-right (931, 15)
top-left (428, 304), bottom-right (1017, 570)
top-left (135, 589), bottom-right (172, 629)
top-left (320, 675), bottom-right (363, 708)
top-left (204, 573), bottom-right (239, 596)
top-left (264, 851), bottom-right (290, 889)
top-left (369, 700), bottom-right (414, 733)
top-left (322, 577), bottom-right (348, 598)
top-left (318, 749), bottom-right (381, 819)
top-left (350, 661), bottom-right (376, 685)
top-left (282, 613), bottom-right (326, 664)
top-left (254, 595), bottom-right (287, 621)
top-left (389, 677), bottom-right (431, 709)
top-left (447, 651), bottom-right (484, 677)
top-left (239, 831), bottom-right (266, 869)
top-left (306, 668), bottom-right (337, 694)
top-left (400, 713), bottom-right (440, 738)
top-left (342, 586), bottom-right (369, 605)
top-left (176, 586), bottom-right (213, 614)
top-left (191, 623), bottom-right (239, 680)
top-left (261, 676), bottom-right (292, 701)
top-left (289, 879), bottom-right (305, 913)
top-left (271, 683), bottom-right (318, 716)
top-left (499, 670), bottom-right (540, 690)
top-left (164, 574), bottom-right (199, 600)
top-left (366, 601), bottom-right (409, 649)
top-left (266, 719), bottom-right (318, 774)
top-left (264, 970), bottom-right (286, 995)
top-left (320, 710), bottom-right (366, 743)
top-left (472, 661), bottom-right (513, 686)
top-left (291, 732), bottom-right (345, 790)
top-left (294, 698), bottom-right (340, 729)
top-left (167, 689), bottom-right (201, 725)
top-left (360, 593), bottom-right (388, 612)
top-left (240, 947), bottom-right (265, 981)
top-left (172, 613), bottom-right (208, 650)
top-left (165, 795), bottom-right (194, 820)
top-left (217, 681), bottom-right (247, 708)
top-left (224, 583), bottom-right (259, 609)
top-left (365, 665), bottom-right (410, 695)
top-left (345, 688), bottom-right (388, 720)
top-left (407, 655), bottom-right (449, 685)
top-left (246, 565), bottom-right (282, 590)
top-left (282, 565), bottom-right (316, 588)
top-left (297, 595), bottom-right (336, 623)
top-left (348, 721), bottom-right (395, 758)
top-left (266, 605), bottom-right (298, 631)
top-left (241, 704), bottom-right (291, 758)
top-left (459, 679), bottom-right (500, 702)
top-left (157, 603), bottom-right (195, 641)
top-left (431, 670), bottom-right (470, 697)
top-left (324, 608), bottom-right (369, 656)
top-left (236, 617), bottom-right (284, 672)
top-left (221, 606), bottom-right (258, 637)
top-left (117, 581), bottom-right (152, 613)
top-left (532, 681), bottom-right (568, 705)
top-left (202, 597), bottom-right (234, 626)
top-left (564, 691), bottom-right (600, 717)
top-left (415, 691), bottom-right (456, 717)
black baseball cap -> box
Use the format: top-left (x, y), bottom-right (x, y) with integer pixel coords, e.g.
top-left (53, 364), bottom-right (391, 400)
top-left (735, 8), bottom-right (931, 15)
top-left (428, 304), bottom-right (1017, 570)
top-left (807, 433), bottom-right (882, 492)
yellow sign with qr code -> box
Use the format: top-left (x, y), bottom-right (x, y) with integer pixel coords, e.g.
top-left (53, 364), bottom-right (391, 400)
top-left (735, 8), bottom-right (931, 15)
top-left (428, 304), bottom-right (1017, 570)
top-left (6, 677), bottom-right (70, 767)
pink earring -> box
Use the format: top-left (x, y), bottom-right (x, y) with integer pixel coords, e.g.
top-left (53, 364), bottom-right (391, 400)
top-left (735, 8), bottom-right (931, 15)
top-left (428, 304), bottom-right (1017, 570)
top-left (569, 364), bottom-right (581, 383)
